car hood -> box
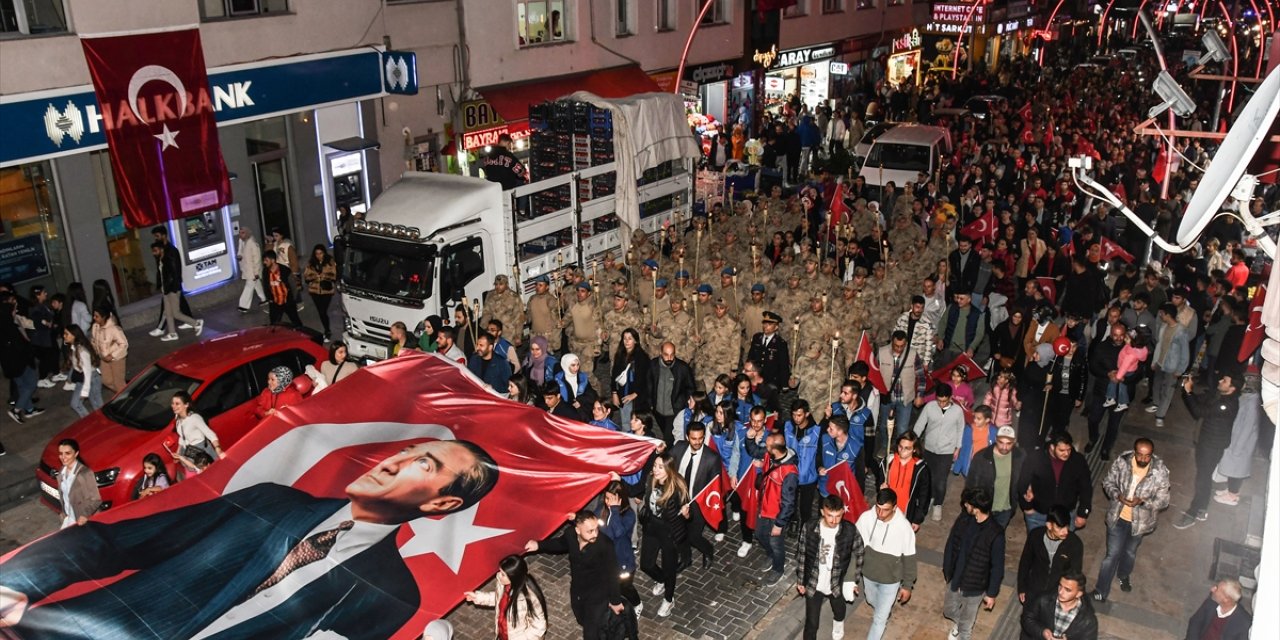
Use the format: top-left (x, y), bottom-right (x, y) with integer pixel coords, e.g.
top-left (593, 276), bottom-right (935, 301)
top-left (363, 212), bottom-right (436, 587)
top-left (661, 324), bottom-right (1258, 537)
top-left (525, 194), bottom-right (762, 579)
top-left (41, 411), bottom-right (164, 475)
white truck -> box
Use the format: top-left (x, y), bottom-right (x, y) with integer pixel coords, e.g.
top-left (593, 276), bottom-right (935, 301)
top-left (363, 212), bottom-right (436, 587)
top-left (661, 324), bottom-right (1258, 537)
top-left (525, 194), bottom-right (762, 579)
top-left (339, 92), bottom-right (699, 361)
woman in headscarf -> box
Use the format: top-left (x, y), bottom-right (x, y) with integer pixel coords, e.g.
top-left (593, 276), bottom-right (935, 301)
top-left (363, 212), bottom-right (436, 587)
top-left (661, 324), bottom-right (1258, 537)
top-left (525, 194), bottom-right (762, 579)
top-left (254, 365), bottom-right (304, 419)
top-left (522, 335), bottom-right (557, 387)
top-left (417, 314), bottom-right (444, 352)
top-left (554, 353), bottom-right (596, 416)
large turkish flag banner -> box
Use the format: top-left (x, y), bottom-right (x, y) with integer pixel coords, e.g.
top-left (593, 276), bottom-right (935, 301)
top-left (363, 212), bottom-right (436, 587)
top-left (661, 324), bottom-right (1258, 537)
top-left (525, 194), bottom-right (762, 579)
top-left (0, 353), bottom-right (657, 639)
top-left (81, 29), bottom-right (231, 229)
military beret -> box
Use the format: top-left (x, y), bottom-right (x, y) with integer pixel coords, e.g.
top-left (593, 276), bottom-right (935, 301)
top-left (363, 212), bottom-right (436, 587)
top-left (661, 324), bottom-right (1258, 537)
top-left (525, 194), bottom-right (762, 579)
top-left (676, 270), bottom-right (691, 279)
top-left (643, 259), bottom-right (659, 269)
top-left (656, 278), bottom-right (670, 288)
top-left (534, 274), bottom-right (551, 284)
top-left (751, 283), bottom-right (766, 293)
top-left (696, 284), bottom-right (713, 294)
top-left (576, 282), bottom-right (592, 292)
top-left (721, 267), bottom-right (736, 276)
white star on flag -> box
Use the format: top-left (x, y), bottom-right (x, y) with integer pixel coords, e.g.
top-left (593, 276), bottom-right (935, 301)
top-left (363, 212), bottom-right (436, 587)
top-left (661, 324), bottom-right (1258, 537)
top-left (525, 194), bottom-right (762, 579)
top-left (154, 124), bottom-right (180, 150)
top-left (398, 504), bottom-right (512, 574)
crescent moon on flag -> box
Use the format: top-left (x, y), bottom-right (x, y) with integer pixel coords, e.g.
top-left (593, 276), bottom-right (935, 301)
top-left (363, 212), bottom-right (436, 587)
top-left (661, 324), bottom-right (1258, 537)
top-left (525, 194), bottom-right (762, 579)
top-left (223, 421), bottom-right (456, 494)
top-left (127, 64), bottom-right (188, 124)
top-left (707, 490), bottom-right (723, 510)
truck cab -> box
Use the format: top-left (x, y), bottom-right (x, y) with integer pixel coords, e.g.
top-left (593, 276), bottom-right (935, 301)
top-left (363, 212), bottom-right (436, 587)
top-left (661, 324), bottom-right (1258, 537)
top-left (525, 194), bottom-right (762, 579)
top-left (857, 124), bottom-right (952, 202)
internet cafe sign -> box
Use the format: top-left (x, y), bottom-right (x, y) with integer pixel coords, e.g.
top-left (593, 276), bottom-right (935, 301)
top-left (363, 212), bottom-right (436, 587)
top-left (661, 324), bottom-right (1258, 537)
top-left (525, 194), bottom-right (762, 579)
top-left (931, 2), bottom-right (986, 24)
top-left (753, 43), bottom-right (836, 71)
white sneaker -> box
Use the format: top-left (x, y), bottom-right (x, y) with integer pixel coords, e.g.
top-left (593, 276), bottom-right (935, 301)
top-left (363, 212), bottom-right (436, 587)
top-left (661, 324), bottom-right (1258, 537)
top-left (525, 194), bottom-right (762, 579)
top-left (193, 320), bottom-right (205, 336)
top-left (1113, 403), bottom-right (1128, 412)
top-left (62, 381), bottom-right (76, 391)
top-left (832, 620), bottom-right (846, 640)
top-left (736, 541), bottom-right (752, 558)
top-left (714, 533), bottom-right (725, 542)
top-left (149, 328), bottom-right (165, 337)
top-left (1155, 418), bottom-right (1165, 428)
top-left (50, 373), bottom-right (67, 382)
top-left (634, 602), bottom-right (644, 616)
top-left (37, 379), bottom-right (55, 389)
top-left (948, 624), bottom-right (959, 639)
top-left (161, 333), bottom-right (179, 342)
top-left (657, 598), bottom-right (674, 617)
top-left (1145, 405), bottom-right (1158, 413)
top-left (651, 582), bottom-right (664, 596)
top-left (931, 505), bottom-right (942, 521)
top-left (732, 511), bottom-right (740, 522)
top-left (178, 323), bottom-right (194, 330)
top-left (1102, 398), bottom-right (1116, 408)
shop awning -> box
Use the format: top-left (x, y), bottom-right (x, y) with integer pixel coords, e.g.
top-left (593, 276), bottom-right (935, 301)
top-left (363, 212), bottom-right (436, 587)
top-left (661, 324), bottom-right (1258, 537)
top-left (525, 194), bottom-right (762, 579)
top-left (479, 65), bottom-right (662, 125)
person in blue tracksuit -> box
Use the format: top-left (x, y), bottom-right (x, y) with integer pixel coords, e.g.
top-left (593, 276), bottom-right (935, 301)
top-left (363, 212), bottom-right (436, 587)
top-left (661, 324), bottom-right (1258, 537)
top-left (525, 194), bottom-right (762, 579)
top-left (783, 399), bottom-right (822, 530)
top-left (820, 413), bottom-right (862, 497)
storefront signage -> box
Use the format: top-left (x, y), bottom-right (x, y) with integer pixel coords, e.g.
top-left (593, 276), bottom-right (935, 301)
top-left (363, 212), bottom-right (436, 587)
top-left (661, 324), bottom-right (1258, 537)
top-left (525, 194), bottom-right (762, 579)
top-left (462, 125), bottom-right (531, 152)
top-left (684, 61), bottom-right (737, 84)
top-left (1, 48), bottom-right (386, 168)
top-left (829, 62), bottom-right (850, 75)
top-left (461, 100), bottom-right (506, 133)
top-left (925, 22), bottom-right (980, 34)
top-left (931, 2), bottom-right (986, 24)
top-left (893, 29), bottom-right (923, 52)
top-left (381, 50), bottom-right (419, 95)
top-left (0, 235), bottom-right (51, 284)
top-left (754, 43), bottom-right (836, 70)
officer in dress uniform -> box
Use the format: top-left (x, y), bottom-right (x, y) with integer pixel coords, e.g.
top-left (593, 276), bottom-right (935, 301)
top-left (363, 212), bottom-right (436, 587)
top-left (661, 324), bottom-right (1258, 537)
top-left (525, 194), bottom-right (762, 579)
top-left (747, 311), bottom-right (792, 390)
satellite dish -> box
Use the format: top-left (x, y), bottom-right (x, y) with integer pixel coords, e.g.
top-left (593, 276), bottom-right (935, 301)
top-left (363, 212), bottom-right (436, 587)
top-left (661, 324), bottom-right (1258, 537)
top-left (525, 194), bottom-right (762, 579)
top-left (1175, 64), bottom-right (1280, 246)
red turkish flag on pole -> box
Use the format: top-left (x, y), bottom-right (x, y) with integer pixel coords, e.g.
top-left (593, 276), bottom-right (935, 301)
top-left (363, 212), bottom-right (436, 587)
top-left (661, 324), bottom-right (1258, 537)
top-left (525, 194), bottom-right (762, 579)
top-left (960, 212), bottom-right (997, 246)
top-left (736, 465), bottom-right (760, 530)
top-left (1099, 236), bottom-right (1135, 263)
top-left (0, 353), bottom-right (656, 638)
top-left (1035, 277), bottom-right (1058, 302)
top-left (824, 460), bottom-right (869, 523)
top-left (81, 29), bottom-right (232, 229)
top-left (695, 468), bottom-right (732, 530)
top-left (931, 352), bottom-right (987, 386)
top-left (1239, 284), bottom-right (1267, 362)
top-left (856, 331), bottom-right (888, 394)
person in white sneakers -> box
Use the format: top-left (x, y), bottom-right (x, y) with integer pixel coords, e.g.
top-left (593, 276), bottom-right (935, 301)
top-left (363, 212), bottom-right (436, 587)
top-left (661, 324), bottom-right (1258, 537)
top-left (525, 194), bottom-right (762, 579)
top-left (235, 227), bottom-right (265, 313)
top-left (151, 241), bottom-right (203, 342)
top-left (855, 488), bottom-right (917, 640)
top-left (796, 495), bottom-right (863, 640)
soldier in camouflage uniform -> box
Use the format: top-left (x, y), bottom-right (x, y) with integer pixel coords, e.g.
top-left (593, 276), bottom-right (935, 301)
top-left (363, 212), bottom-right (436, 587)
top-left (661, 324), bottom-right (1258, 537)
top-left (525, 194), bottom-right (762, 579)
top-left (484, 275), bottom-right (527, 347)
top-left (715, 267), bottom-right (744, 321)
top-left (796, 295), bottom-right (840, 364)
top-left (696, 298), bottom-right (744, 392)
top-left (527, 275), bottom-right (561, 351)
top-left (740, 284), bottom-right (768, 358)
top-left (832, 279), bottom-right (869, 370)
top-left (636, 258), bottom-right (659, 312)
top-left (601, 290), bottom-right (645, 357)
top-left (563, 281), bottom-right (602, 374)
top-left (690, 284), bottom-right (715, 331)
top-left (772, 272), bottom-right (810, 327)
top-left (788, 338), bottom-right (830, 409)
top-left (650, 293), bottom-right (696, 364)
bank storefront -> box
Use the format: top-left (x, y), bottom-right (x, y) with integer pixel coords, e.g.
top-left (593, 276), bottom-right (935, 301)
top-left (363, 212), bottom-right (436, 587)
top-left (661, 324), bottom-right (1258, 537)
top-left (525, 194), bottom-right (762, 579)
top-left (0, 48), bottom-right (388, 316)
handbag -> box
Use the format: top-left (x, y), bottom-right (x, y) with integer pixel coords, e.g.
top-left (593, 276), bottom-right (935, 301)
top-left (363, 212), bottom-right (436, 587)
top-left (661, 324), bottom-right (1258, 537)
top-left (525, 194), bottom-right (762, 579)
top-left (319, 279), bottom-right (335, 292)
top-left (181, 439), bottom-right (217, 461)
top-left (70, 370), bottom-right (85, 383)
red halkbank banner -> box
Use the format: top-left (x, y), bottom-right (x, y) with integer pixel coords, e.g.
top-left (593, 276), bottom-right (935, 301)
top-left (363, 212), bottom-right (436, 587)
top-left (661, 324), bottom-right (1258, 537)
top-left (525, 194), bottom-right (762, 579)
top-left (0, 353), bottom-right (657, 639)
top-left (80, 28), bottom-right (232, 229)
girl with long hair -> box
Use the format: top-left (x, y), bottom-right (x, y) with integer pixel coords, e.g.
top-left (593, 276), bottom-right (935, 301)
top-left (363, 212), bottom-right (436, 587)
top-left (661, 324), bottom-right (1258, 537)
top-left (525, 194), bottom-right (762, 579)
top-left (63, 325), bottom-right (103, 417)
top-left (90, 304), bottom-right (129, 394)
top-left (627, 454), bottom-right (690, 617)
top-left (463, 555), bottom-right (548, 639)
top-left (507, 372), bottom-right (532, 405)
top-left (320, 341), bottom-right (358, 385)
top-left (65, 282), bottom-right (92, 334)
top-left (171, 390), bottom-right (222, 462)
top-left (303, 244), bottom-right (338, 340)
top-left (599, 479), bottom-right (642, 611)
top-left (137, 452), bottom-right (172, 498)
top-left (610, 327), bottom-right (650, 426)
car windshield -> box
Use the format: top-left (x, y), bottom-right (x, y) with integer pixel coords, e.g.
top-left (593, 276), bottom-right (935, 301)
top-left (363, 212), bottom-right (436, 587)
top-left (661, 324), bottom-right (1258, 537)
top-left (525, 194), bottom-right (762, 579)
top-left (101, 365), bottom-right (201, 431)
top-left (866, 142), bottom-right (931, 173)
top-left (341, 234), bottom-right (436, 301)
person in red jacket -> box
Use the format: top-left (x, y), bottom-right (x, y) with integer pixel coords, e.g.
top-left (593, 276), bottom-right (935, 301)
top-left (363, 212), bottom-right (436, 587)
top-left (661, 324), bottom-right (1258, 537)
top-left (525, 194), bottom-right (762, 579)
top-left (1224, 249), bottom-right (1249, 289)
top-left (254, 365), bottom-right (304, 420)
top-left (755, 432), bottom-right (799, 586)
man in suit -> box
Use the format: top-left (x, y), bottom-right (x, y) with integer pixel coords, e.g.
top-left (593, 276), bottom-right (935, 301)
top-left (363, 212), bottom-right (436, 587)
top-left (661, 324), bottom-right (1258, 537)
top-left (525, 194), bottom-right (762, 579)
top-left (747, 311), bottom-right (791, 390)
top-left (0, 439), bottom-right (499, 640)
top-left (671, 422), bottom-right (721, 569)
top-left (646, 341), bottom-right (695, 445)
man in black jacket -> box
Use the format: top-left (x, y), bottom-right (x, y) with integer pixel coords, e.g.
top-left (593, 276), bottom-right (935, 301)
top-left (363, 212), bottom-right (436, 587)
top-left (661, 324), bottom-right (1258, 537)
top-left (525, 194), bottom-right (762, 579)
top-left (670, 422), bottom-right (721, 569)
top-left (966, 426), bottom-right (1025, 528)
top-left (646, 342), bottom-right (695, 445)
top-left (1019, 432), bottom-right (1092, 533)
top-left (872, 431), bottom-right (932, 530)
top-left (1085, 321), bottom-right (1128, 459)
top-left (948, 236), bottom-right (981, 296)
top-left (1184, 579), bottom-right (1252, 640)
top-left (1016, 506), bottom-right (1083, 605)
top-left (1019, 573), bottom-right (1099, 640)
top-left (153, 240), bottom-right (204, 340)
top-left (796, 495), bottom-right (864, 640)
top-left (526, 510), bottom-right (625, 640)
top-left (941, 487), bottom-right (1005, 640)
top-left (1173, 374), bottom-right (1240, 529)
top-left (747, 311), bottom-right (791, 390)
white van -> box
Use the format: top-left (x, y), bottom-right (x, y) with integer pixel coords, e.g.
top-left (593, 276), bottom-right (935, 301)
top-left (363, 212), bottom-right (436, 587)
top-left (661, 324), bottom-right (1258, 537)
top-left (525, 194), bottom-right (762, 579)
top-left (857, 124), bottom-right (952, 199)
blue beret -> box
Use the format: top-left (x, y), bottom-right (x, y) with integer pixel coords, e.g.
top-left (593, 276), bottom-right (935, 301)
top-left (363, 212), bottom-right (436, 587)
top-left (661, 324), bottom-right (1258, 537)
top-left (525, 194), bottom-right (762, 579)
top-left (721, 267), bottom-right (736, 276)
top-left (643, 259), bottom-right (659, 269)
top-left (656, 278), bottom-right (669, 288)
top-left (576, 282), bottom-right (592, 292)
top-left (676, 270), bottom-right (691, 278)
top-left (696, 284), bottom-right (713, 294)
top-left (751, 283), bottom-right (766, 293)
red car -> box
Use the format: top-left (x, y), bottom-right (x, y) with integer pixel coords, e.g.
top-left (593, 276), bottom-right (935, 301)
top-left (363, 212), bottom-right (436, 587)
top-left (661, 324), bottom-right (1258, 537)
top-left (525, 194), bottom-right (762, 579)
top-left (36, 327), bottom-right (328, 514)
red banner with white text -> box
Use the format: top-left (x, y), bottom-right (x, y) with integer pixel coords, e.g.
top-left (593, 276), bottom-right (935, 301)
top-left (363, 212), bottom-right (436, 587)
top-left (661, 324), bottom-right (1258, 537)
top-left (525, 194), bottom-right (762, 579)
top-left (81, 29), bottom-right (231, 229)
top-left (0, 354), bottom-right (657, 639)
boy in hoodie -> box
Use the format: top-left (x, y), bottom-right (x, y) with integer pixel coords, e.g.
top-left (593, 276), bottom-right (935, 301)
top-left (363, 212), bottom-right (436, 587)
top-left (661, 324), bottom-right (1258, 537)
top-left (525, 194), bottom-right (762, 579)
top-left (754, 432), bottom-right (799, 586)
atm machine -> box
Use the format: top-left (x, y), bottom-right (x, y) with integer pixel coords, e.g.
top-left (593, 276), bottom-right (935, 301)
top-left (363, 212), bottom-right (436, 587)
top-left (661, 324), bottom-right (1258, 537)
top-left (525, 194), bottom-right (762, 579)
top-left (326, 151), bottom-right (371, 214)
top-left (170, 206), bottom-right (236, 294)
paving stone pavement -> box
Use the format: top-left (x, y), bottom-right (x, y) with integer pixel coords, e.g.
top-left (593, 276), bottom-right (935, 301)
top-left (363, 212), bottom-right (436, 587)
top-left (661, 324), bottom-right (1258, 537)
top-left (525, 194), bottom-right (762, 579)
top-left (442, 522), bottom-right (805, 639)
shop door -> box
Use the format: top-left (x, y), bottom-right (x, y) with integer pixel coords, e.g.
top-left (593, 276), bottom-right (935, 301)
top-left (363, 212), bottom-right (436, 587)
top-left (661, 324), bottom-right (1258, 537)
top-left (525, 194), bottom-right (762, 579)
top-left (252, 158), bottom-right (292, 240)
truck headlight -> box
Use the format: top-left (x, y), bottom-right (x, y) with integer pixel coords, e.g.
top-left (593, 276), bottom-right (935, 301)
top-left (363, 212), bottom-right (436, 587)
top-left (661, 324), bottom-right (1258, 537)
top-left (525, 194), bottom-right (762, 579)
top-left (95, 467), bottom-right (120, 487)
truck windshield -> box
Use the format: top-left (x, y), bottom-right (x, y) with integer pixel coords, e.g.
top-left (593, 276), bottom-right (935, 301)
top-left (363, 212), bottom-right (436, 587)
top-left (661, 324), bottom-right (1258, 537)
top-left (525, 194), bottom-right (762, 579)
top-left (866, 143), bottom-right (932, 173)
top-left (101, 365), bottom-right (202, 431)
top-left (341, 234), bottom-right (435, 301)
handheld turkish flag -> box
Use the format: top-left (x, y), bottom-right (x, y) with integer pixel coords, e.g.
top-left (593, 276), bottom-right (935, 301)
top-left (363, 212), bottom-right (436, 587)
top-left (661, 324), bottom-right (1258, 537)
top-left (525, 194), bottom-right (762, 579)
top-left (695, 468), bottom-right (733, 530)
top-left (0, 353), bottom-right (657, 638)
top-left (81, 29), bottom-right (231, 229)
top-left (1035, 277), bottom-right (1058, 302)
top-left (736, 465), bottom-right (761, 530)
top-left (824, 460), bottom-right (869, 523)
top-left (856, 331), bottom-right (888, 394)
top-left (1238, 284), bottom-right (1267, 362)
top-left (931, 352), bottom-right (987, 386)
top-left (1099, 237), bottom-right (1135, 263)
top-left (960, 212), bottom-right (997, 246)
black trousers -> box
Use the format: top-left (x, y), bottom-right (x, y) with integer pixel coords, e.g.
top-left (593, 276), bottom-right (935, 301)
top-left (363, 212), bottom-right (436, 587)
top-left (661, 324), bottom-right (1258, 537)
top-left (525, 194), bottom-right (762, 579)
top-left (268, 301), bottom-right (303, 327)
top-left (310, 292), bottom-right (334, 336)
top-left (803, 589), bottom-right (847, 640)
top-left (640, 520), bottom-right (680, 602)
top-left (1045, 392), bottom-right (1076, 440)
top-left (619, 572), bottom-right (641, 607)
top-left (653, 412), bottom-right (675, 446)
top-left (1087, 388), bottom-right (1127, 454)
top-left (1189, 443), bottom-right (1226, 514)
top-left (679, 506), bottom-right (714, 565)
top-left (924, 451), bottom-right (953, 509)
top-left (571, 597), bottom-right (608, 640)
top-left (797, 482), bottom-right (818, 527)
